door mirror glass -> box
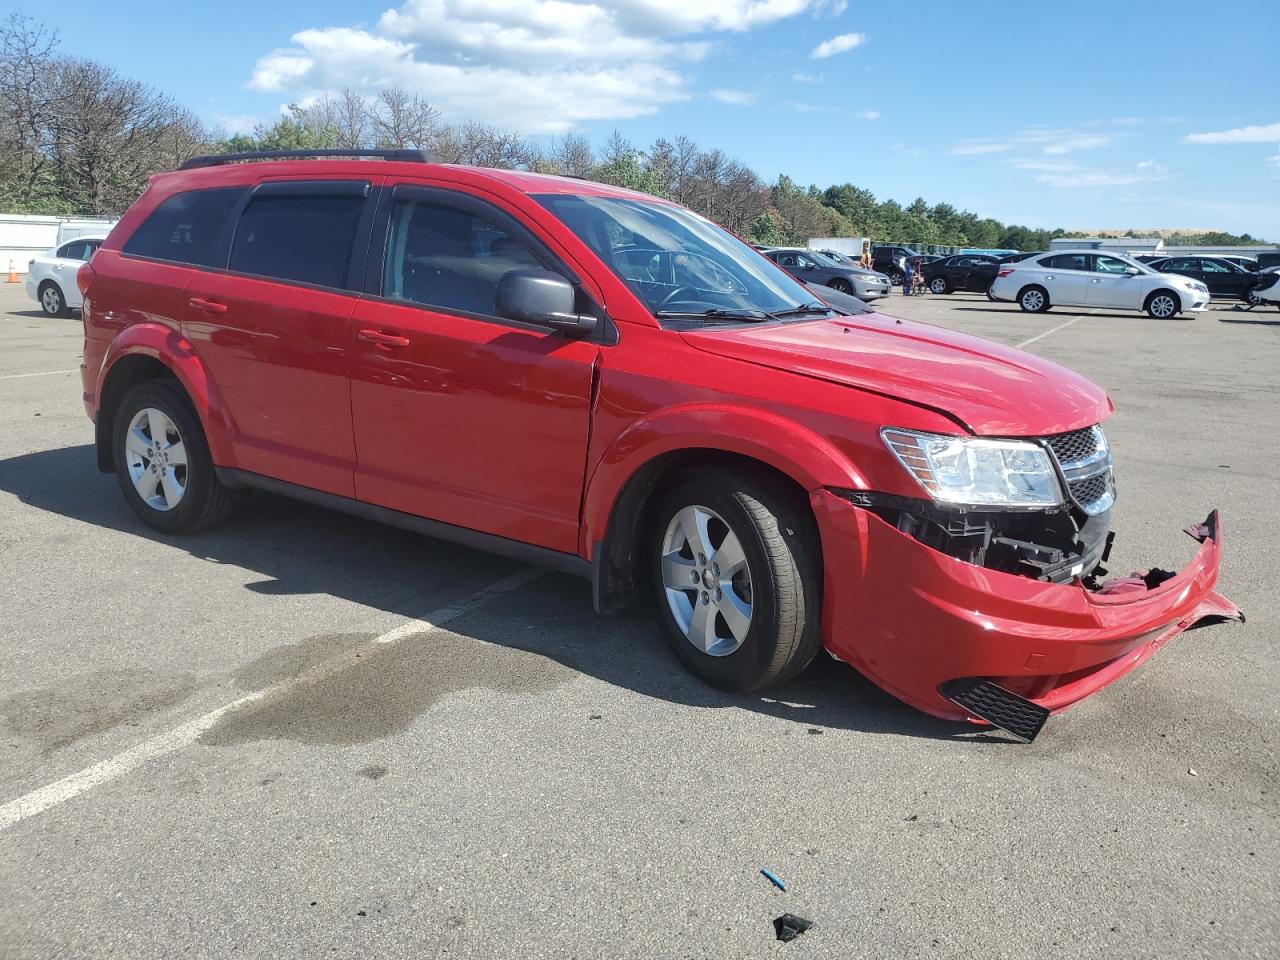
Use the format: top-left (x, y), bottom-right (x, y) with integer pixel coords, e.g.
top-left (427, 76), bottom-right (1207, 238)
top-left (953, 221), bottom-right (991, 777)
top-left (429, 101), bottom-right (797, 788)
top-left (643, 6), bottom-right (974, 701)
top-left (496, 269), bottom-right (597, 336)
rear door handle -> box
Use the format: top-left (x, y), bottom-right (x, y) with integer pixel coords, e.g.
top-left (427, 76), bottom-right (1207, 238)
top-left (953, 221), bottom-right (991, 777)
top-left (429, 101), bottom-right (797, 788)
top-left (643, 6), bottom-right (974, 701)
top-left (188, 297), bottom-right (227, 314)
top-left (358, 328), bottom-right (411, 348)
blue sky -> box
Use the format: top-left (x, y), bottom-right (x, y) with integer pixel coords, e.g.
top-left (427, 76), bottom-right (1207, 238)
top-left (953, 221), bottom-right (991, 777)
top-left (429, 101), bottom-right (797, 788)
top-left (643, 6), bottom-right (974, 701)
top-left (49, 0), bottom-right (1280, 237)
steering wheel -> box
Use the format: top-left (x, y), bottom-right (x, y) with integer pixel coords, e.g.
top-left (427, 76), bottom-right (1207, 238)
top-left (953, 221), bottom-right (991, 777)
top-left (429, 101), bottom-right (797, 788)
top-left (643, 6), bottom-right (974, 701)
top-left (657, 285), bottom-right (702, 309)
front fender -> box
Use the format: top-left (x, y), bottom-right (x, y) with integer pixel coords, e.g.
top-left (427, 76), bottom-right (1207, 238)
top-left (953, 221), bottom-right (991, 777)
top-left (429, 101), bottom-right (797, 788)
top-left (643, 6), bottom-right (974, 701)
top-left (581, 402), bottom-right (867, 557)
top-left (96, 323), bottom-right (237, 467)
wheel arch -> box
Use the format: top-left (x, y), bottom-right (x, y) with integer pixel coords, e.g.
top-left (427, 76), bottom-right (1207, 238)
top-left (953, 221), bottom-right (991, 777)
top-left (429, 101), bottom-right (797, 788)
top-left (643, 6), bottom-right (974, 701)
top-left (584, 405), bottom-right (861, 614)
top-left (1144, 287), bottom-right (1182, 316)
top-left (94, 326), bottom-right (235, 473)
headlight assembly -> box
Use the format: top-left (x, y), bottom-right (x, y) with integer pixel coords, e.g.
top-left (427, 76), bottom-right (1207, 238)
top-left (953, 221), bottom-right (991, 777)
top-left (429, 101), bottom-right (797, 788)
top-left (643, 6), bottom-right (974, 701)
top-left (881, 428), bottom-right (1064, 509)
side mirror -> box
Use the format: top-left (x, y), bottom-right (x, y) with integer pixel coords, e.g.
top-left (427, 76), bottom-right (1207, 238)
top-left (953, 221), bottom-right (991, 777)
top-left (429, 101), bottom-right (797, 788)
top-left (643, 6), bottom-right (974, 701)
top-left (1124, 267), bottom-right (1140, 276)
top-left (496, 269), bottom-right (597, 337)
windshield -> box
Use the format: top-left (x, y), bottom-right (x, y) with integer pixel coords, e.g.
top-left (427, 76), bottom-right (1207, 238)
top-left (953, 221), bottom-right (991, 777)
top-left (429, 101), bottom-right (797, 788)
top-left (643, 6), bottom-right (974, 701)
top-left (535, 194), bottom-right (839, 321)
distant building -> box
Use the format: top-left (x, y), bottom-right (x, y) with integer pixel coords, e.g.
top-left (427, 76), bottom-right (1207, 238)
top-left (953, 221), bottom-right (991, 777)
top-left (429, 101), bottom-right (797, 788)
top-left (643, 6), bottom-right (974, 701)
top-left (1049, 236), bottom-right (1278, 259)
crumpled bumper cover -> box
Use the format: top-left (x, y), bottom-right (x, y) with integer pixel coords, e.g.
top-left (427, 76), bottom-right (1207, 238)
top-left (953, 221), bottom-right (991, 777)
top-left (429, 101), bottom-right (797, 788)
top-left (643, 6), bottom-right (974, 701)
top-left (811, 490), bottom-right (1243, 724)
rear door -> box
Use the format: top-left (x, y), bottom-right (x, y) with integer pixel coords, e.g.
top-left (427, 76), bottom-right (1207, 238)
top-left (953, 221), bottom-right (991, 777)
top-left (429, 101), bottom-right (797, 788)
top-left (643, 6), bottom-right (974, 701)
top-left (1038, 253), bottom-right (1090, 306)
top-left (348, 183), bottom-right (600, 553)
top-left (181, 179), bottom-right (379, 497)
top-left (1199, 258), bottom-right (1245, 297)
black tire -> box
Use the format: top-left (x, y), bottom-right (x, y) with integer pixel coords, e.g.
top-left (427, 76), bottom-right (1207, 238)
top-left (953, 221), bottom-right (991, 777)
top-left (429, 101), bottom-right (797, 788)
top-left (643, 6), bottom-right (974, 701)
top-left (929, 276), bottom-right (950, 295)
top-left (38, 281), bottom-right (69, 318)
top-left (888, 270), bottom-right (904, 286)
top-left (986, 286), bottom-right (997, 301)
top-left (828, 278), bottom-right (853, 295)
top-left (113, 380), bottom-right (235, 534)
top-left (649, 468), bottom-right (822, 693)
top-left (1018, 285), bottom-right (1050, 313)
top-left (1144, 289), bottom-right (1180, 319)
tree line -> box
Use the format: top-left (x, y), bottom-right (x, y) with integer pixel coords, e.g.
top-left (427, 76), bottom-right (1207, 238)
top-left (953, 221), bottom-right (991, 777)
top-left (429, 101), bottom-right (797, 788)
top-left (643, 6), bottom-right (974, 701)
top-left (1, 14), bottom-right (1265, 251)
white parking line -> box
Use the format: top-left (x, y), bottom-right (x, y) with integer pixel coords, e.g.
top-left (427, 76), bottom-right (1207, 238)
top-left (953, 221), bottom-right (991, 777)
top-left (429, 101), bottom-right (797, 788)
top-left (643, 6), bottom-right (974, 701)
top-left (0, 566), bottom-right (544, 832)
top-left (0, 369), bottom-right (79, 380)
top-left (1015, 316), bottom-right (1082, 349)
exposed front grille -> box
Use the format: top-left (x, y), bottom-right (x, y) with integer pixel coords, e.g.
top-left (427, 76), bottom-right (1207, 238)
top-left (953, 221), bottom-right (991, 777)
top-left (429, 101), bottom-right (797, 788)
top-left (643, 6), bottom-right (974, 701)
top-left (1042, 425), bottom-right (1114, 516)
top-left (1045, 427), bottom-right (1101, 464)
top-left (1068, 473), bottom-right (1109, 506)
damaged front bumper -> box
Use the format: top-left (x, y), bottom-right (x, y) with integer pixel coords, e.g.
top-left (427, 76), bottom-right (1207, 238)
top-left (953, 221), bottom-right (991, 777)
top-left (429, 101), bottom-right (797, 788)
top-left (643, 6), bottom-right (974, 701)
top-left (811, 490), bottom-right (1243, 734)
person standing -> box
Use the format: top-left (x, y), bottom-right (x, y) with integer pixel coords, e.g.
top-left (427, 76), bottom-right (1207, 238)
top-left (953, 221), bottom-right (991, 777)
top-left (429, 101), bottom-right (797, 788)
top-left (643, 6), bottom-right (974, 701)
top-left (901, 256), bottom-right (914, 296)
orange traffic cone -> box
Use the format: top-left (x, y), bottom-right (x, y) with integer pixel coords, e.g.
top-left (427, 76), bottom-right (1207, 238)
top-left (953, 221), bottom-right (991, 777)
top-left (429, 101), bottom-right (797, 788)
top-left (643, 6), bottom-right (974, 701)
top-left (6, 260), bottom-right (18, 283)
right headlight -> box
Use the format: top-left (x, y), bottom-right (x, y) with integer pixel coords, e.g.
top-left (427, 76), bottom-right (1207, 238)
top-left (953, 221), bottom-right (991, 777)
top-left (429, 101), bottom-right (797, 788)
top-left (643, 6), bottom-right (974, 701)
top-left (881, 428), bottom-right (1064, 509)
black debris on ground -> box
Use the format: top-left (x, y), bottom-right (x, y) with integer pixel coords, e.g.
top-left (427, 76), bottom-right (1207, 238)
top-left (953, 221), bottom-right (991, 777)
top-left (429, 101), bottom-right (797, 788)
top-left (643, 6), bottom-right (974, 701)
top-left (773, 914), bottom-right (814, 943)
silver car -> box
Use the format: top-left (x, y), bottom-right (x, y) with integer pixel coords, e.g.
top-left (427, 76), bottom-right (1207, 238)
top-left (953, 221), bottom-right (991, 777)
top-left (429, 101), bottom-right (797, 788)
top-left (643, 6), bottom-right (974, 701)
top-left (989, 249), bottom-right (1210, 319)
top-left (765, 248), bottom-right (892, 300)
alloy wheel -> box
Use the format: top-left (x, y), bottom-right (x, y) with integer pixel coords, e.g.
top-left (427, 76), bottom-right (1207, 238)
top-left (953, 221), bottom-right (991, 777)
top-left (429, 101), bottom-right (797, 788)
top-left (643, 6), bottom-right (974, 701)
top-left (930, 278), bottom-right (947, 294)
top-left (124, 407), bottom-right (188, 511)
top-left (1021, 289), bottom-right (1045, 311)
top-left (1150, 295), bottom-right (1176, 318)
top-left (41, 286), bottom-right (62, 314)
top-left (659, 504), bottom-right (753, 657)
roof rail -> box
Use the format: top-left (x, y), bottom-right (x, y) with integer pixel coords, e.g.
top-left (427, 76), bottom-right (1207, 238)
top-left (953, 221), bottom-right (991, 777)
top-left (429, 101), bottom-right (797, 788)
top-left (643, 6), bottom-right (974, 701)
top-left (179, 148), bottom-right (435, 170)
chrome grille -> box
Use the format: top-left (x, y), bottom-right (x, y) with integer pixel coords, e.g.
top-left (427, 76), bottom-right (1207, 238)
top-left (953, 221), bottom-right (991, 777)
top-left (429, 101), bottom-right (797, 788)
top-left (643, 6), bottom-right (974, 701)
top-left (1042, 425), bottom-right (1114, 515)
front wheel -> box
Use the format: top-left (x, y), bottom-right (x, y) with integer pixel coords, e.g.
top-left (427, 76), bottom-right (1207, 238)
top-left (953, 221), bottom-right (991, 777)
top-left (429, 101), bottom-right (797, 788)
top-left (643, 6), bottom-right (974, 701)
top-left (929, 277), bottom-right (950, 295)
top-left (888, 270), bottom-right (904, 285)
top-left (650, 469), bottom-right (822, 693)
top-left (113, 380), bottom-right (236, 534)
top-left (1146, 291), bottom-right (1180, 319)
top-left (828, 278), bottom-right (852, 295)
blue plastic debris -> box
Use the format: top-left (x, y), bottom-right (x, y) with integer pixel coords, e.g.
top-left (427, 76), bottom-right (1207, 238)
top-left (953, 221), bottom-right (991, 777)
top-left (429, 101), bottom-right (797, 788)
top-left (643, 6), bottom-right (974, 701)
top-left (760, 868), bottom-right (786, 891)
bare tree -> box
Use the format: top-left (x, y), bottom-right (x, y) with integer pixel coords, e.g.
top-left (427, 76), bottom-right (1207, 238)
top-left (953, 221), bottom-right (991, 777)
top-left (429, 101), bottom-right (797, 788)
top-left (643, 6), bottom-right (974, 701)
top-left (543, 131), bottom-right (594, 177)
top-left (430, 121), bottom-right (535, 169)
top-left (372, 88), bottom-right (439, 149)
top-left (336, 89), bottom-right (369, 149)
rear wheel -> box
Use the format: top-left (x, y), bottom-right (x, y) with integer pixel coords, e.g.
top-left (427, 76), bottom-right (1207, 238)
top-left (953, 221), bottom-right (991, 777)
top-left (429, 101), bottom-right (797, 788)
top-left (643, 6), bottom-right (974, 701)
top-left (1145, 290), bottom-right (1179, 319)
top-left (113, 380), bottom-right (235, 534)
top-left (929, 276), bottom-right (950, 295)
top-left (39, 281), bottom-right (69, 318)
top-left (650, 469), bottom-right (822, 693)
top-left (1018, 285), bottom-right (1050, 313)
top-left (888, 270), bottom-right (904, 285)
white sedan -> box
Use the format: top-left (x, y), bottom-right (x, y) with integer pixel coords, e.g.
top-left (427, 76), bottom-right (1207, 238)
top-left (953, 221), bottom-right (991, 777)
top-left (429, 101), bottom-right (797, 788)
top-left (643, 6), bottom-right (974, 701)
top-left (26, 235), bottom-right (105, 317)
top-left (989, 250), bottom-right (1210, 319)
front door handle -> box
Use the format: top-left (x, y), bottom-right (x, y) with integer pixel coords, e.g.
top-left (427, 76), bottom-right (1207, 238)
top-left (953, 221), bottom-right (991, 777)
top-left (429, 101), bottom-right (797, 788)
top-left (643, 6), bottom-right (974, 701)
top-left (358, 328), bottom-right (411, 348)
top-left (188, 297), bottom-right (227, 314)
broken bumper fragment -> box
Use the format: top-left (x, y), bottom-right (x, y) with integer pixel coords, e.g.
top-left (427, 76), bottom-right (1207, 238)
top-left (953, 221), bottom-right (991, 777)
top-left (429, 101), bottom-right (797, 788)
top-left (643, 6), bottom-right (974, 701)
top-left (812, 491), bottom-right (1243, 728)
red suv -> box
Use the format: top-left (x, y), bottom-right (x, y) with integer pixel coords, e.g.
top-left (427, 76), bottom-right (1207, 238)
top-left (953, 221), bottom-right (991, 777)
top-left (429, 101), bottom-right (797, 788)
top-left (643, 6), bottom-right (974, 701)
top-left (77, 149), bottom-right (1240, 741)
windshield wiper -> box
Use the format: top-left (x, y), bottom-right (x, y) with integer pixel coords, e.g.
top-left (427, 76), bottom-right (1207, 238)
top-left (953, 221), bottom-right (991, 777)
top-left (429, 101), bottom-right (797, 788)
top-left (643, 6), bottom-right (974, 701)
top-left (770, 301), bottom-right (838, 318)
top-left (654, 307), bottom-right (778, 324)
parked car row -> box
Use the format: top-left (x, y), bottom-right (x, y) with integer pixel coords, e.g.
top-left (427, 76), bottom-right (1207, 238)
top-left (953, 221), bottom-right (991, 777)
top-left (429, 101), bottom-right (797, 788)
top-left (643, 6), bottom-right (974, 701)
top-left (757, 247), bottom-right (893, 300)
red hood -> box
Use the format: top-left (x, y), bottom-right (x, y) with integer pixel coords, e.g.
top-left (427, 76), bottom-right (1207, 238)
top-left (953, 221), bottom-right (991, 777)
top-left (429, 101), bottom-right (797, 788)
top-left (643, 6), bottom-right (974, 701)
top-left (682, 313), bottom-right (1112, 436)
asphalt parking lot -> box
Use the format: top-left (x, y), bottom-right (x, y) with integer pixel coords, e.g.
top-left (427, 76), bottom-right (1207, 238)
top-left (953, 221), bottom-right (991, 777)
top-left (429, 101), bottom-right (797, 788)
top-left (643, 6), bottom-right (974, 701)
top-left (1, 283), bottom-right (1276, 959)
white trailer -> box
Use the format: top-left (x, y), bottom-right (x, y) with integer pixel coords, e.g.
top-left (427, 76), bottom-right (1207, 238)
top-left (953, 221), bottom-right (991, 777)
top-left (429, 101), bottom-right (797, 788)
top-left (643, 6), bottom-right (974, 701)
top-left (807, 236), bottom-right (872, 262)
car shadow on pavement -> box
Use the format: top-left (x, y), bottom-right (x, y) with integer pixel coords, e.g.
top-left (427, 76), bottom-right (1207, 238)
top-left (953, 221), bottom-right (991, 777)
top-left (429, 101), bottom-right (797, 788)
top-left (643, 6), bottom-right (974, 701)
top-left (0, 444), bottom-right (983, 743)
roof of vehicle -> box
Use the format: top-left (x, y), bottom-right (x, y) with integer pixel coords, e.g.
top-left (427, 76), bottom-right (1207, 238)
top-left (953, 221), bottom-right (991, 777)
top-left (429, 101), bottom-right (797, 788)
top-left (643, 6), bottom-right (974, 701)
top-left (161, 158), bottom-right (668, 203)
top-left (56, 233), bottom-right (108, 242)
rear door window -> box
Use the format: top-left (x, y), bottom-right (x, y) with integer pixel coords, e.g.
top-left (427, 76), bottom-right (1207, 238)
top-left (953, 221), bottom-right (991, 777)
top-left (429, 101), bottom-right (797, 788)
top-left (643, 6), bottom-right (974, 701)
top-left (229, 184), bottom-right (369, 289)
top-left (1042, 254), bottom-right (1088, 271)
top-left (122, 187), bottom-right (246, 267)
top-left (1200, 259), bottom-right (1229, 273)
top-left (57, 241), bottom-right (91, 261)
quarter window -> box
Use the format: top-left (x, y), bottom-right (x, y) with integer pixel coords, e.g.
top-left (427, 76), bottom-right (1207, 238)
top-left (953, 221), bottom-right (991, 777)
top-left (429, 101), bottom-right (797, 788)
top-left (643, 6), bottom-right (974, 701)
top-left (122, 187), bottom-right (245, 267)
top-left (229, 191), bottom-right (366, 289)
top-left (382, 196), bottom-right (547, 316)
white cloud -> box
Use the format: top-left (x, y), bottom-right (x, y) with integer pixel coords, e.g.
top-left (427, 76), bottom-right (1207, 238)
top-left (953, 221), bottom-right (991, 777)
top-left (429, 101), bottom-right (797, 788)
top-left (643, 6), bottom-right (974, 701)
top-left (1184, 122), bottom-right (1280, 144)
top-left (212, 112), bottom-right (259, 136)
top-left (1268, 153), bottom-right (1280, 167)
top-left (248, 1), bottom-right (829, 133)
top-left (854, 110), bottom-right (880, 120)
top-left (1041, 134), bottom-right (1112, 154)
top-left (791, 71), bottom-right (823, 83)
top-left (950, 142), bottom-right (1012, 156)
top-left (811, 32), bottom-right (867, 59)
top-left (890, 142), bottom-right (924, 159)
top-left (1031, 158), bottom-right (1170, 189)
top-left (711, 88), bottom-right (757, 106)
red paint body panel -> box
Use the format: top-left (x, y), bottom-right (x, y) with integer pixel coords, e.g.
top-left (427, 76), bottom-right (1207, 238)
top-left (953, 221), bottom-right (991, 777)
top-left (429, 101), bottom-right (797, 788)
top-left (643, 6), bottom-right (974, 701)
top-left (79, 158), bottom-right (1240, 731)
top-left (811, 491), bottom-right (1237, 720)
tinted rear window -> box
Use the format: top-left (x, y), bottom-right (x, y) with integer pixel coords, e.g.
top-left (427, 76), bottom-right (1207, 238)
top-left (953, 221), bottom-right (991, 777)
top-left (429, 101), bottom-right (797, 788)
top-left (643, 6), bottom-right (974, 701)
top-left (122, 187), bottom-right (245, 267)
top-left (229, 193), bottom-right (366, 289)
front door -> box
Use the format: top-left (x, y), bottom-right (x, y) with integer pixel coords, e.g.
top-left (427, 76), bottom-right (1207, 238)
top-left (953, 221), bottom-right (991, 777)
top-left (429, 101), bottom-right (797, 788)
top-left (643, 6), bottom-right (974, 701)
top-left (1086, 254), bottom-right (1141, 309)
top-left (349, 185), bottom-right (598, 554)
